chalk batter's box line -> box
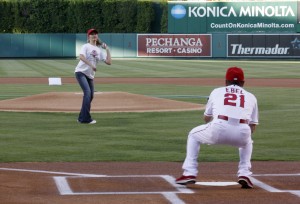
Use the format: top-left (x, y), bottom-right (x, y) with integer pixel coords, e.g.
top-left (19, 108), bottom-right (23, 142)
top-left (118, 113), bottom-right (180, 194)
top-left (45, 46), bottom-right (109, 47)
top-left (1, 168), bottom-right (299, 199)
top-left (53, 175), bottom-right (193, 196)
top-left (251, 174), bottom-right (300, 198)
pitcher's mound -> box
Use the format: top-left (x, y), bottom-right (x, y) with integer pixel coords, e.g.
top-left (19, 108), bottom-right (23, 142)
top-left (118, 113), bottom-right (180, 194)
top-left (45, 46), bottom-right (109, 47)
top-left (0, 92), bottom-right (204, 113)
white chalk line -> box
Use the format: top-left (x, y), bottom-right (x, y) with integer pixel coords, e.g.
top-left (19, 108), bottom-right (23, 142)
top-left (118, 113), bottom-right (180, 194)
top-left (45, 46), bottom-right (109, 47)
top-left (53, 176), bottom-right (73, 195)
top-left (163, 192), bottom-right (186, 204)
top-left (254, 173), bottom-right (300, 176)
top-left (0, 167), bottom-right (106, 177)
top-left (250, 176), bottom-right (282, 193)
top-left (251, 174), bottom-right (300, 198)
top-left (287, 190), bottom-right (300, 198)
top-left (196, 182), bottom-right (238, 186)
top-left (53, 174), bottom-right (191, 204)
top-left (1, 168), bottom-right (299, 200)
top-left (0, 167), bottom-right (191, 204)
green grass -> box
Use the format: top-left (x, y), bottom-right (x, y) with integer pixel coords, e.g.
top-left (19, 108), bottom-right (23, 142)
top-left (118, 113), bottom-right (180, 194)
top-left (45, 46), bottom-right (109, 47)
top-left (0, 59), bottom-right (299, 162)
top-left (1, 59), bottom-right (300, 78)
top-left (0, 111), bottom-right (193, 162)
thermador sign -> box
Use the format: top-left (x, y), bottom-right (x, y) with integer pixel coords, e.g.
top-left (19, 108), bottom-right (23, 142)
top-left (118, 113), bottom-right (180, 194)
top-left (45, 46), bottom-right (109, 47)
top-left (228, 34), bottom-right (300, 58)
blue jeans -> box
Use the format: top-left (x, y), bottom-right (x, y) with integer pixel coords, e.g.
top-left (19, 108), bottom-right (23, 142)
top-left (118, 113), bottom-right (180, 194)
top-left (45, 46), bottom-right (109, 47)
top-left (75, 72), bottom-right (94, 123)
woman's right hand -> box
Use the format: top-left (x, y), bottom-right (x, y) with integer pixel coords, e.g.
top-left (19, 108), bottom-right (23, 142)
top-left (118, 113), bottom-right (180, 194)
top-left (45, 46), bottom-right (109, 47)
top-left (101, 43), bottom-right (107, 49)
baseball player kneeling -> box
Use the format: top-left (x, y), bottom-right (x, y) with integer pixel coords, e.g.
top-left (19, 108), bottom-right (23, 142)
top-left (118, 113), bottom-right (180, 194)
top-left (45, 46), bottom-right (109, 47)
top-left (176, 67), bottom-right (259, 189)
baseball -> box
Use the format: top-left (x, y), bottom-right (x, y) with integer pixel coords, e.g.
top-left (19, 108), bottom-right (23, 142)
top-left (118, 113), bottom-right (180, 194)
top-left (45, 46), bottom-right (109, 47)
top-left (101, 42), bottom-right (107, 49)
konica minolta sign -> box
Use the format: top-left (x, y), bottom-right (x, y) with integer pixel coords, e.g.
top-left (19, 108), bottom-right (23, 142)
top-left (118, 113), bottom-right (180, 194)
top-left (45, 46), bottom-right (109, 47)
top-left (227, 34), bottom-right (300, 58)
top-left (168, 1), bottom-right (298, 33)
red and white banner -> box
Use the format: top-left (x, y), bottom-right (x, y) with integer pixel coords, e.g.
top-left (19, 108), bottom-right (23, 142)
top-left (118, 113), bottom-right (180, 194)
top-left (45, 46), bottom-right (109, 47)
top-left (137, 34), bottom-right (211, 57)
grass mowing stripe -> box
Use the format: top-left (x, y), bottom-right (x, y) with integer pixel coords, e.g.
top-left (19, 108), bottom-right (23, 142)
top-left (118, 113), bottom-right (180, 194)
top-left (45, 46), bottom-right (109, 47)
top-left (0, 109), bottom-right (299, 162)
top-left (148, 95), bottom-right (209, 99)
top-left (1, 59), bottom-right (300, 78)
top-left (0, 85), bottom-right (299, 162)
top-left (0, 59), bottom-right (299, 162)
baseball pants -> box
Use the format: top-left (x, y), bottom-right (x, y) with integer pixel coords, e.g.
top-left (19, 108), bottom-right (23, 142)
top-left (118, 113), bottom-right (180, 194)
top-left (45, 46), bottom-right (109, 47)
top-left (182, 118), bottom-right (253, 177)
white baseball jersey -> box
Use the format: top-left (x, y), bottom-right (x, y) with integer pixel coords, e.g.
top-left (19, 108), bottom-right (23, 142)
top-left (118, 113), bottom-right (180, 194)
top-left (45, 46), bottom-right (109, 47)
top-left (181, 84), bottom-right (258, 177)
top-left (75, 43), bottom-right (107, 79)
top-left (204, 84), bottom-right (259, 124)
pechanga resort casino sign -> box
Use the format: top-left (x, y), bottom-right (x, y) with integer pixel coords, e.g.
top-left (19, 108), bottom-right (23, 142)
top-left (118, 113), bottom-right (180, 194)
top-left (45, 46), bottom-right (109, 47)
top-left (137, 34), bottom-right (211, 57)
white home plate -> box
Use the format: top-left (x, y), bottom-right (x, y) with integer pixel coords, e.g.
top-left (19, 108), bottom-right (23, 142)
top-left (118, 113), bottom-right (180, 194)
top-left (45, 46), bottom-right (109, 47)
top-left (195, 182), bottom-right (238, 186)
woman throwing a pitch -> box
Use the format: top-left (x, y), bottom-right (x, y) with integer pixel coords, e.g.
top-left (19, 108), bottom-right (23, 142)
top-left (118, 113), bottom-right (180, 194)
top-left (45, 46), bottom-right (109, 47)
top-left (75, 28), bottom-right (112, 124)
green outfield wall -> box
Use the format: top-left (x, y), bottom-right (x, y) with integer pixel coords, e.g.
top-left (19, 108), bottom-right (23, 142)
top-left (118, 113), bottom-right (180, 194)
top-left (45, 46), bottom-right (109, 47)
top-left (0, 33), bottom-right (137, 58)
top-left (1, 33), bottom-right (300, 58)
top-left (0, 34), bottom-right (76, 58)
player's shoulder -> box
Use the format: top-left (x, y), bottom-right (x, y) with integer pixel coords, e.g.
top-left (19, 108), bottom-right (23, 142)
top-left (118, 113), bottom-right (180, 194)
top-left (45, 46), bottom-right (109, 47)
top-left (211, 86), bottom-right (228, 93)
top-left (242, 87), bottom-right (254, 96)
top-left (208, 87), bottom-right (225, 98)
top-left (212, 86), bottom-right (225, 92)
top-left (209, 87), bottom-right (222, 94)
top-left (243, 89), bottom-right (258, 101)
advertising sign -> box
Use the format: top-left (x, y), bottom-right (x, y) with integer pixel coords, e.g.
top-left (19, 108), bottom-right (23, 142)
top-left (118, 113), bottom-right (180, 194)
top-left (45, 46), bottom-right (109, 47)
top-left (168, 1), bottom-right (297, 33)
top-left (297, 0), bottom-right (300, 32)
top-left (227, 34), bottom-right (300, 58)
top-left (137, 34), bottom-right (211, 57)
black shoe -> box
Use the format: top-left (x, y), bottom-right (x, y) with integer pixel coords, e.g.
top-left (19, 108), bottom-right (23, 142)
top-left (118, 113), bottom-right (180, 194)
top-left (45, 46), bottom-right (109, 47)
top-left (176, 175), bottom-right (196, 185)
top-left (238, 176), bottom-right (253, 189)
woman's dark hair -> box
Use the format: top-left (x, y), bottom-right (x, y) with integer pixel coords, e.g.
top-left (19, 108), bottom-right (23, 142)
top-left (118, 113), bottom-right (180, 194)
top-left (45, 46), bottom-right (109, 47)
top-left (96, 39), bottom-right (102, 47)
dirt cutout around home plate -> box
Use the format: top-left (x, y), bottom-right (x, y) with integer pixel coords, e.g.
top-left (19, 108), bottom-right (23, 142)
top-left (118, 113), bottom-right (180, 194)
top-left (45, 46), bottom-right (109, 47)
top-left (0, 92), bottom-right (204, 113)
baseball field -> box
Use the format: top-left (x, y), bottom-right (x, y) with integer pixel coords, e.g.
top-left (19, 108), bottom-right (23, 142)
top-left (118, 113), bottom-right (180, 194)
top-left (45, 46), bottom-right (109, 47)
top-left (0, 59), bottom-right (299, 203)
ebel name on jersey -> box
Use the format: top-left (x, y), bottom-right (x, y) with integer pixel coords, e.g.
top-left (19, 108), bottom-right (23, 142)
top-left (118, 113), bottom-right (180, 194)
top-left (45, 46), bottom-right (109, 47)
top-left (230, 44), bottom-right (290, 56)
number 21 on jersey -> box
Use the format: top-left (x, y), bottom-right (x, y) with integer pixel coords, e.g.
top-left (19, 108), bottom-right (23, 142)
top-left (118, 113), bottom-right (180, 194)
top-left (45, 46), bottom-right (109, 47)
top-left (224, 93), bottom-right (245, 108)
